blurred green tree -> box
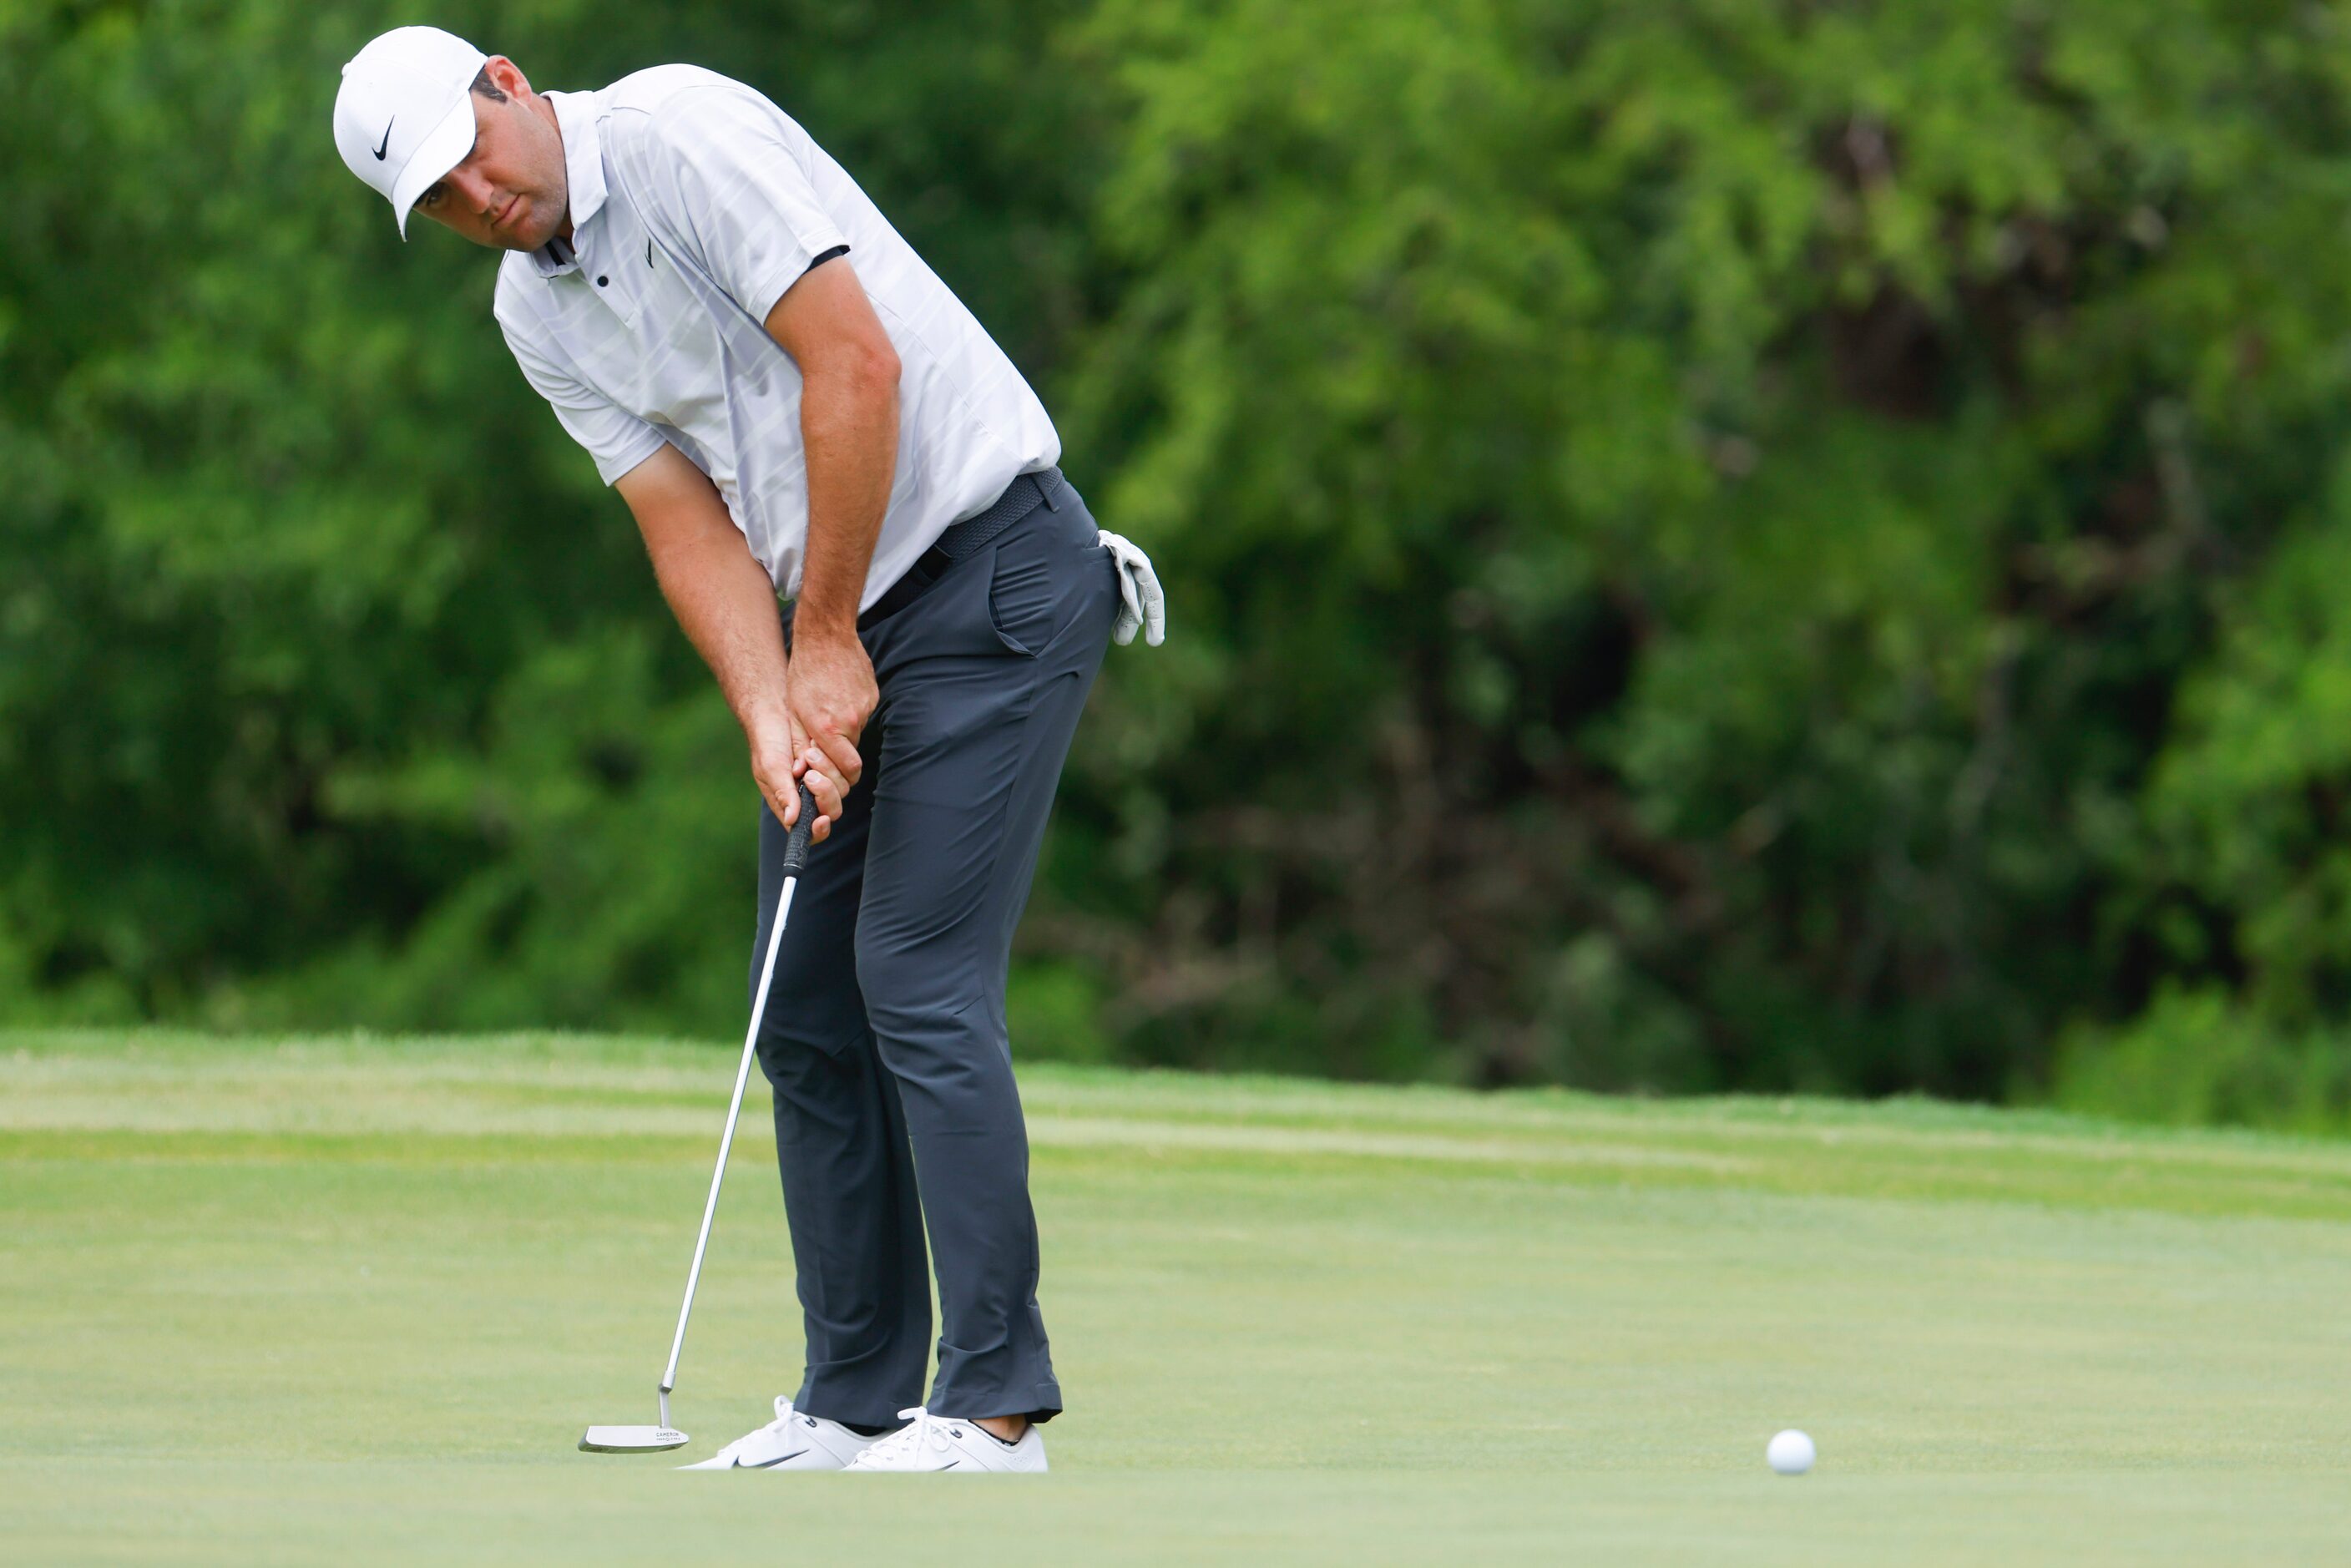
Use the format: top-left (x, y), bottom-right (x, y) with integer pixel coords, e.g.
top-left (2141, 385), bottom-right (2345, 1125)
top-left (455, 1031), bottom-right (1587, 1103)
top-left (1054, 0), bottom-right (2351, 1099)
top-left (0, 0), bottom-right (1101, 1034)
top-left (13, 0), bottom-right (2351, 1123)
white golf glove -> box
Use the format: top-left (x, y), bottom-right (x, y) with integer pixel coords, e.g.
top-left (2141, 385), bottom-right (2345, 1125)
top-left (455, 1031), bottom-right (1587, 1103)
top-left (1097, 529), bottom-right (1165, 647)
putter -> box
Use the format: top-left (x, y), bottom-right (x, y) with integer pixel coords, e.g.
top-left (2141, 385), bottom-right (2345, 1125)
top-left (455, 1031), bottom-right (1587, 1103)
top-left (580, 780), bottom-right (819, 1454)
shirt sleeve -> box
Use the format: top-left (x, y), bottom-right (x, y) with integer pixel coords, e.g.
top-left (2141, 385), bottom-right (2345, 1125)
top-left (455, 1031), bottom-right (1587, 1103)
top-left (636, 85), bottom-right (853, 325)
top-left (499, 314), bottom-right (668, 486)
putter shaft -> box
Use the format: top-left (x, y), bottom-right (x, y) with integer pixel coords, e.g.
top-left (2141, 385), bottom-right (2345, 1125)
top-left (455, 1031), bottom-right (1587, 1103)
top-left (658, 781), bottom-right (817, 1410)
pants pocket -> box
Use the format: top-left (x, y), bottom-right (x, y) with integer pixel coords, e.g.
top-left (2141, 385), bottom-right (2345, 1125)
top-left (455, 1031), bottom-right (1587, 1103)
top-left (987, 526), bottom-right (1059, 656)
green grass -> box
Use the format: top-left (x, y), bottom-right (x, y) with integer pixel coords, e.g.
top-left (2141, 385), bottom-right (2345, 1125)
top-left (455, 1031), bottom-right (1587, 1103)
top-left (5, 1029), bottom-right (2350, 1563)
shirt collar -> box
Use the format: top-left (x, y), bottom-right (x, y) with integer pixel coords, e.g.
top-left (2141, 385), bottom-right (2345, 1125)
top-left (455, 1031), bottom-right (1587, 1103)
top-left (528, 88), bottom-right (609, 279)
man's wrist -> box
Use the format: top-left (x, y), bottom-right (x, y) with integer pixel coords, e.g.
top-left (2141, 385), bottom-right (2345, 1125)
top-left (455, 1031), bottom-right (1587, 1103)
top-left (745, 698), bottom-right (796, 755)
top-left (791, 602), bottom-right (861, 648)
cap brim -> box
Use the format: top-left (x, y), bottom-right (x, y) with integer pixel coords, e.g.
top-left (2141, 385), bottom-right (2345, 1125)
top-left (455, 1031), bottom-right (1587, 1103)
top-left (390, 93), bottom-right (478, 240)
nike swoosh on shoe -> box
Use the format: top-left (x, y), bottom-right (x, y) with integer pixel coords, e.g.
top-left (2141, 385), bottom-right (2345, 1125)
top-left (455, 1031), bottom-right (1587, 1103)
top-left (741, 1449), bottom-right (808, 1469)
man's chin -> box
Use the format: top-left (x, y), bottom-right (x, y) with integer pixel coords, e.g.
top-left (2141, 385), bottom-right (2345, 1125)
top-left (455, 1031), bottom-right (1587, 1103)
top-left (488, 200), bottom-right (562, 254)
top-left (525, 215), bottom-right (574, 253)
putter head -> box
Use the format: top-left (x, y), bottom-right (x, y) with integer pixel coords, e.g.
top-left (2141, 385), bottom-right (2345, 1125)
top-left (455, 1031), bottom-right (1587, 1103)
top-left (580, 1424), bottom-right (689, 1454)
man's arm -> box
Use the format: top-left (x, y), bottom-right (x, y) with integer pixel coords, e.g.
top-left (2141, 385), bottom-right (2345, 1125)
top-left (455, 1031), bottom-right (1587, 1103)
top-left (613, 444), bottom-right (823, 836)
top-left (765, 255), bottom-right (901, 816)
top-left (610, 257), bottom-right (898, 841)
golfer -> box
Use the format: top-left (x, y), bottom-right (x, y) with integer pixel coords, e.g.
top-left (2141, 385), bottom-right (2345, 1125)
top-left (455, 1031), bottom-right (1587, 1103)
top-left (333, 26), bottom-right (1161, 1474)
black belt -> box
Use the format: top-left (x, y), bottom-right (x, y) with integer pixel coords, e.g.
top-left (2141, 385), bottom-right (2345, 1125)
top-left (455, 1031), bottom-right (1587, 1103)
top-left (857, 467), bottom-right (1065, 631)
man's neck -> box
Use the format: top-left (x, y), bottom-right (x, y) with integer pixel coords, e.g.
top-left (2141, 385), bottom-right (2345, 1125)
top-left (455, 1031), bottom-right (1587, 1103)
top-left (528, 89), bottom-right (574, 240)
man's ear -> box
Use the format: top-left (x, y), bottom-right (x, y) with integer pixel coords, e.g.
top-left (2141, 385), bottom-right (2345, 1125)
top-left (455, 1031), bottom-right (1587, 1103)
top-left (483, 54), bottom-right (532, 99)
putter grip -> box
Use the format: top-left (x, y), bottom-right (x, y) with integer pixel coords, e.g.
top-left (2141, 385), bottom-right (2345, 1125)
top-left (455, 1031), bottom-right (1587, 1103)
top-left (781, 781), bottom-right (818, 877)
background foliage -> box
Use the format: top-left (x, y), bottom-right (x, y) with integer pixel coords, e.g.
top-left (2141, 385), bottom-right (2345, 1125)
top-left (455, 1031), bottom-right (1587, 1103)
top-left (13, 0), bottom-right (2351, 1126)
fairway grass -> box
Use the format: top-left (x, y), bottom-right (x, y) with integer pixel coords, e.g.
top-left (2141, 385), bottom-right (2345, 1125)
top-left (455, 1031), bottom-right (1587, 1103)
top-left (4, 1029), bottom-right (2348, 1563)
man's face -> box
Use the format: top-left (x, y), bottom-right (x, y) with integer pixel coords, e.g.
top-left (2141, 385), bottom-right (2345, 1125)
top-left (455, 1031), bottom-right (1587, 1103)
top-left (411, 57), bottom-right (569, 251)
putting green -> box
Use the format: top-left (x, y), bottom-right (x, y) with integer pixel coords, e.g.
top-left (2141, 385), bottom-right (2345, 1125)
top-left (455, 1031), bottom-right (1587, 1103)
top-left (4, 1029), bottom-right (2348, 1563)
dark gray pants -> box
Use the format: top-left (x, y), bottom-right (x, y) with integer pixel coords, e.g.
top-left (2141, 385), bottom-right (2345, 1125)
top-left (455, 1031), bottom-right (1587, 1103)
top-left (755, 477), bottom-right (1115, 1427)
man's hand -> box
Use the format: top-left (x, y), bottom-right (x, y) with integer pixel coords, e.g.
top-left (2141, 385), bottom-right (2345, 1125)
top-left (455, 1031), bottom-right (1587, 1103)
top-left (748, 707), bottom-right (815, 839)
top-left (783, 630), bottom-right (876, 837)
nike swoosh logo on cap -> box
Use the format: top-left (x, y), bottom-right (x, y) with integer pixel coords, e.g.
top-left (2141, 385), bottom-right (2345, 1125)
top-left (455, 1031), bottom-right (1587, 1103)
top-left (373, 119), bottom-right (393, 160)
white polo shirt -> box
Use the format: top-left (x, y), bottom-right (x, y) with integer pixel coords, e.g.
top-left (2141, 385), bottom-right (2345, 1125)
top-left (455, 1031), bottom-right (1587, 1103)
top-left (492, 65), bottom-right (1060, 609)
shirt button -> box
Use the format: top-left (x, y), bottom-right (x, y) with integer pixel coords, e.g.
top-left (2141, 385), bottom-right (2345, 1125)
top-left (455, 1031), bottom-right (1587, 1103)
top-left (596, 275), bottom-right (609, 287)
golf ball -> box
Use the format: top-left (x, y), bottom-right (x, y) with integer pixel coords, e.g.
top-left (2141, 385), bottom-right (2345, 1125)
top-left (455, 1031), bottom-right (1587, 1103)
top-left (1767, 1429), bottom-right (1815, 1475)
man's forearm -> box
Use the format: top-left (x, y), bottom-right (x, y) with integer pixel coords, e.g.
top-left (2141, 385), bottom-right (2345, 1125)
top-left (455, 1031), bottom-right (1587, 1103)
top-left (791, 360), bottom-right (899, 641)
top-left (645, 512), bottom-right (795, 746)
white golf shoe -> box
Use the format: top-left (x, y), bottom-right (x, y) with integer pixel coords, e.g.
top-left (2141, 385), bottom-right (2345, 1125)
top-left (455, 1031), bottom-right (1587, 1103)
top-left (842, 1407), bottom-right (1048, 1472)
top-left (677, 1397), bottom-right (896, 1470)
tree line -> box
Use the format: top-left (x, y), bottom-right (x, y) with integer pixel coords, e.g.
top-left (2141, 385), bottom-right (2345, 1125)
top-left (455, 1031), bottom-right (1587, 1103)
top-left (10, 0), bottom-right (2351, 1129)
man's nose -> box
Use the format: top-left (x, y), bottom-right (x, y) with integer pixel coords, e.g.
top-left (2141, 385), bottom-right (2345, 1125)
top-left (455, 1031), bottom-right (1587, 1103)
top-left (450, 166), bottom-right (497, 215)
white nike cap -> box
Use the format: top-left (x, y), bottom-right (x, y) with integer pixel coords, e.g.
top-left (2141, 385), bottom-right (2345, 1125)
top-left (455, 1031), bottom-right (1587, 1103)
top-left (332, 26), bottom-right (490, 239)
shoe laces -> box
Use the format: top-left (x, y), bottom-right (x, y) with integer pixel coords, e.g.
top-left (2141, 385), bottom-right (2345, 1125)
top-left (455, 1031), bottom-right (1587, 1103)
top-left (856, 1406), bottom-right (960, 1465)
